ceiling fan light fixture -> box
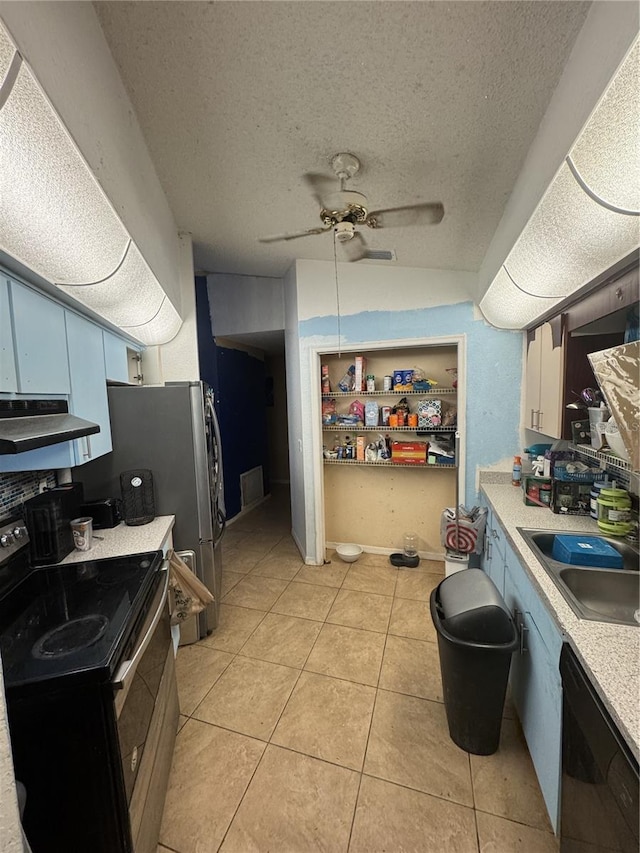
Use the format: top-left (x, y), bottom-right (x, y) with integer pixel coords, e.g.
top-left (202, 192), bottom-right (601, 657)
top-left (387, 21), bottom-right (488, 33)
top-left (259, 152), bottom-right (444, 260)
top-left (334, 221), bottom-right (355, 242)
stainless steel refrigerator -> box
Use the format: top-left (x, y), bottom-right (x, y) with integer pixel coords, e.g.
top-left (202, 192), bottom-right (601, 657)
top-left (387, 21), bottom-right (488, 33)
top-left (76, 381), bottom-right (225, 638)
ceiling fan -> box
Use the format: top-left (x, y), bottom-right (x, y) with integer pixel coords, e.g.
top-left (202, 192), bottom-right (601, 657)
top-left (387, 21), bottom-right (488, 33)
top-left (258, 153), bottom-right (444, 261)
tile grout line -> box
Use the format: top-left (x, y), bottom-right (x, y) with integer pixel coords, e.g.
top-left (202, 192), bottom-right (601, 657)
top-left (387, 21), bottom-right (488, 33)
top-left (213, 513), bottom-right (296, 849)
top-left (346, 574), bottom-right (396, 851)
top-left (214, 559), bottom-right (343, 852)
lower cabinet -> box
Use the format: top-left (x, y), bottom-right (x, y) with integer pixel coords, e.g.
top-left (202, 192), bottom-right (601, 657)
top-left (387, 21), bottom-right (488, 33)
top-left (482, 508), bottom-right (506, 595)
top-left (482, 513), bottom-right (563, 833)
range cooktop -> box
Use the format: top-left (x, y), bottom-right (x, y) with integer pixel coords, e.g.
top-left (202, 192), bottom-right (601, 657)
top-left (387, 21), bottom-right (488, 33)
top-left (0, 550), bottom-right (164, 689)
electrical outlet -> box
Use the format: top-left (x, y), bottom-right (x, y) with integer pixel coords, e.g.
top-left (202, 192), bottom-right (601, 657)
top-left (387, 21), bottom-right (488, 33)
top-left (38, 479), bottom-right (47, 494)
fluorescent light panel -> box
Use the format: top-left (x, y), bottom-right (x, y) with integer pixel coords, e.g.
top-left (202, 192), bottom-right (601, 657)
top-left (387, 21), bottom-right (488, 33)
top-left (480, 37), bottom-right (640, 330)
top-left (478, 266), bottom-right (563, 329)
top-left (0, 22), bottom-right (182, 345)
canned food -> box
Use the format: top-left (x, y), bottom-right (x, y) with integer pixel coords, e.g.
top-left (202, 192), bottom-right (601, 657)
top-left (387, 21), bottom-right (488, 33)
top-left (396, 411), bottom-right (406, 427)
top-left (407, 413), bottom-right (418, 428)
top-left (381, 406), bottom-right (392, 425)
top-left (383, 375), bottom-right (393, 391)
top-left (366, 375), bottom-right (376, 392)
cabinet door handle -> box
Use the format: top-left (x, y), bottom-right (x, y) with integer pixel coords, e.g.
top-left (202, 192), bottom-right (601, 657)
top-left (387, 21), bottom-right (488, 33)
top-left (537, 410), bottom-right (543, 431)
top-left (83, 435), bottom-right (92, 459)
top-left (513, 608), bottom-right (529, 654)
top-left (530, 409), bottom-right (536, 429)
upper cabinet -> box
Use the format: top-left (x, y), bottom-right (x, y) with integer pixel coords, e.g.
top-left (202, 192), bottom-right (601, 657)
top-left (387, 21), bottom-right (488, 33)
top-left (525, 321), bottom-right (565, 439)
top-left (0, 273), bottom-right (141, 472)
top-left (10, 280), bottom-right (71, 394)
top-left (66, 312), bottom-right (112, 464)
top-left (0, 279), bottom-right (17, 393)
top-left (102, 329), bottom-right (140, 385)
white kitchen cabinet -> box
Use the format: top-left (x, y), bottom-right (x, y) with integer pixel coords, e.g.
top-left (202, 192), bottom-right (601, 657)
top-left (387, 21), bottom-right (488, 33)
top-left (0, 278), bottom-right (17, 392)
top-left (9, 280), bottom-right (70, 394)
top-left (66, 312), bottom-right (112, 464)
top-left (525, 321), bottom-right (565, 439)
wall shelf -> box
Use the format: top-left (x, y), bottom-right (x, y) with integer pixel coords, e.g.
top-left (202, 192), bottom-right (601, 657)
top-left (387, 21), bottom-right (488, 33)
top-left (322, 425), bottom-right (456, 433)
top-left (322, 388), bottom-right (456, 398)
top-left (569, 443), bottom-right (631, 473)
top-left (323, 458), bottom-right (456, 469)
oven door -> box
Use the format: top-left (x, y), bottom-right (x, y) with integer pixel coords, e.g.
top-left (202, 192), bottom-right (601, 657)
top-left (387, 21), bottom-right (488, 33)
top-left (112, 564), bottom-right (179, 852)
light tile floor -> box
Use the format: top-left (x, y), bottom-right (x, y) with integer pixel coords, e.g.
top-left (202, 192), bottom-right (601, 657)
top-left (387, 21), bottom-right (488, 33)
top-left (159, 487), bottom-right (558, 853)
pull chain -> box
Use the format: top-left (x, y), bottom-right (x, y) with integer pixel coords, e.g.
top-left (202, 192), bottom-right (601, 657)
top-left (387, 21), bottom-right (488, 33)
top-left (333, 229), bottom-right (342, 357)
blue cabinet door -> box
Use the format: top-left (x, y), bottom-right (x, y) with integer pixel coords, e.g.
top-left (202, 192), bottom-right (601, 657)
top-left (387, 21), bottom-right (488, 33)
top-left (10, 281), bottom-right (70, 393)
top-left (66, 312), bottom-right (112, 465)
top-left (0, 278), bottom-right (17, 392)
top-left (482, 507), bottom-right (506, 595)
top-left (103, 331), bottom-right (133, 384)
top-left (503, 558), bottom-right (562, 832)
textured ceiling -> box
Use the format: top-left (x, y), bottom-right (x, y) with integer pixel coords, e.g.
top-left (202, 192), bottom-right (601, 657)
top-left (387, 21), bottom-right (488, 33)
top-left (95, 1), bottom-right (590, 278)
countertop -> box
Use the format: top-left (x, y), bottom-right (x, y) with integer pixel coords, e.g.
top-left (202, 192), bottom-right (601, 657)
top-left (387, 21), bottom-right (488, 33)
top-left (60, 516), bottom-right (175, 564)
top-left (481, 483), bottom-right (639, 760)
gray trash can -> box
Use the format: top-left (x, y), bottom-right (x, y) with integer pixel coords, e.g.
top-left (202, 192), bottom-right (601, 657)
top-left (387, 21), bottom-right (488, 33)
top-left (430, 569), bottom-right (518, 755)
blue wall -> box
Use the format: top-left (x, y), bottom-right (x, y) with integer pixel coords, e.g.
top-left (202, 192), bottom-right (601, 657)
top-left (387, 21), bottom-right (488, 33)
top-left (195, 276), bottom-right (270, 519)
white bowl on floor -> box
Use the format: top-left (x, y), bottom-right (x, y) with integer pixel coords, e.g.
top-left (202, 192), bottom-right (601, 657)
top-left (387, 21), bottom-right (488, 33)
top-left (335, 543), bottom-right (363, 563)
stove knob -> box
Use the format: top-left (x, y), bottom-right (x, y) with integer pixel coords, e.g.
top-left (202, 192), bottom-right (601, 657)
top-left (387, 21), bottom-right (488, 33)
top-left (0, 533), bottom-right (15, 547)
top-left (12, 526), bottom-right (27, 540)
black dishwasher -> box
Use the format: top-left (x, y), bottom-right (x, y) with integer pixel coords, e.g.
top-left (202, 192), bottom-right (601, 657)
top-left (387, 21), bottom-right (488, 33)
top-left (560, 644), bottom-right (639, 852)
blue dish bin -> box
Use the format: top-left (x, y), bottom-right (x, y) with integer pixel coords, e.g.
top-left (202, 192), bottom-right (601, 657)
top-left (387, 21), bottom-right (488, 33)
top-left (551, 535), bottom-right (624, 569)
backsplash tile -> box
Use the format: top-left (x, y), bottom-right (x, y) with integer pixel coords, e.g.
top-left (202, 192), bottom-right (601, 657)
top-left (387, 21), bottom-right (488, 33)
top-left (0, 471), bottom-right (57, 521)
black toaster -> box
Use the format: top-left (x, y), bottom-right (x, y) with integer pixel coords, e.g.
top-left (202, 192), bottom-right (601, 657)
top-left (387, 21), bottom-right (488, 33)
top-left (78, 498), bottom-right (122, 529)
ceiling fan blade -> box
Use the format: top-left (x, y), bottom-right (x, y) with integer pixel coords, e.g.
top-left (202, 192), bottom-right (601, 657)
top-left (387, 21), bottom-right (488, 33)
top-left (258, 225), bottom-right (331, 243)
top-left (341, 231), bottom-right (368, 262)
top-left (303, 172), bottom-right (336, 208)
top-left (366, 202), bottom-right (444, 229)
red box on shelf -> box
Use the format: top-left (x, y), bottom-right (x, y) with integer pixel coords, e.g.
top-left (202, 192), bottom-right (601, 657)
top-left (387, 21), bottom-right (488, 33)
top-left (391, 440), bottom-right (428, 464)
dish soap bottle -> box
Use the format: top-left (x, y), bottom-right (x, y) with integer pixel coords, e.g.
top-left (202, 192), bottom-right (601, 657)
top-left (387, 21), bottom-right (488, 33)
top-left (512, 455), bottom-right (522, 486)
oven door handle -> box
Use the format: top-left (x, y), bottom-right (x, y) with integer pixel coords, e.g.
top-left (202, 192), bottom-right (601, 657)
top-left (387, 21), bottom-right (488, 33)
top-left (113, 563), bottom-right (170, 694)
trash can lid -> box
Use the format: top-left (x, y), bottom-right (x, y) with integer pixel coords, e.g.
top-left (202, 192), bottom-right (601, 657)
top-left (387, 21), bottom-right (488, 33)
top-left (436, 569), bottom-right (515, 645)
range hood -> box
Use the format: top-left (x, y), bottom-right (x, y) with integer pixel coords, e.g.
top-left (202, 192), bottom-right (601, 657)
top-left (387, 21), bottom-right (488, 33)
top-left (0, 400), bottom-right (100, 454)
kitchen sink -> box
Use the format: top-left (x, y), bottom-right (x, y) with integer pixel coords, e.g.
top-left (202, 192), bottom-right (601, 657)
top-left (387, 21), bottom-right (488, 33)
top-left (517, 528), bottom-right (640, 626)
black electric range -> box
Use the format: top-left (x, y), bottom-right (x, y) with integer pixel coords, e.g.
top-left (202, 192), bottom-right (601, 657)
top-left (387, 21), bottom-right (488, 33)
top-left (0, 547), bottom-right (163, 692)
top-left (0, 515), bottom-right (175, 853)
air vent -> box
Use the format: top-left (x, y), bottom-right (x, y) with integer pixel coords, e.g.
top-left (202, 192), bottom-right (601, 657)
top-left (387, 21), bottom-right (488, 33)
top-left (364, 249), bottom-right (397, 261)
top-left (240, 466), bottom-right (264, 510)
